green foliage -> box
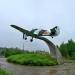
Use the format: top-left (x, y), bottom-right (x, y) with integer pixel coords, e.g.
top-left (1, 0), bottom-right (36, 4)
top-left (0, 48), bottom-right (6, 56)
top-left (0, 47), bottom-right (49, 58)
top-left (67, 39), bottom-right (75, 56)
top-left (70, 52), bottom-right (75, 60)
top-left (59, 42), bottom-right (69, 57)
top-left (59, 39), bottom-right (75, 59)
top-left (0, 48), bottom-right (23, 57)
top-left (4, 48), bottom-right (23, 57)
top-left (7, 53), bottom-right (58, 66)
top-left (0, 69), bottom-right (11, 75)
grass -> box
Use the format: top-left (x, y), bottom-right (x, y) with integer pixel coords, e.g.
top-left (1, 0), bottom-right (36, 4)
top-left (0, 68), bottom-right (11, 75)
top-left (7, 53), bottom-right (58, 66)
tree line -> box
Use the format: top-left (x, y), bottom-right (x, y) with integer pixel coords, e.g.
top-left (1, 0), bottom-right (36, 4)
top-left (0, 47), bottom-right (49, 57)
top-left (58, 39), bottom-right (75, 59)
top-left (1, 39), bottom-right (75, 60)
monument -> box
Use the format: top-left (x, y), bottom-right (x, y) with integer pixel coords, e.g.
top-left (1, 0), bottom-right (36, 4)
top-left (10, 25), bottom-right (64, 64)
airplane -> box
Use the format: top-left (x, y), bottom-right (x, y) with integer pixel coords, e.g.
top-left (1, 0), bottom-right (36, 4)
top-left (10, 25), bottom-right (60, 42)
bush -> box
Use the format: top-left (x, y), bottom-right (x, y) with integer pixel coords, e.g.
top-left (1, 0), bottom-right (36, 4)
top-left (0, 68), bottom-right (11, 75)
top-left (7, 53), bottom-right (58, 66)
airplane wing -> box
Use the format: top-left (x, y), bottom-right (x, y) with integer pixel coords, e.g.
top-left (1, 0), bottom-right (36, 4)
top-left (10, 25), bottom-right (31, 36)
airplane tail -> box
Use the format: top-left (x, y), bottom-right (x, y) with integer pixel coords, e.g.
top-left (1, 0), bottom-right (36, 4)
top-left (50, 26), bottom-right (60, 36)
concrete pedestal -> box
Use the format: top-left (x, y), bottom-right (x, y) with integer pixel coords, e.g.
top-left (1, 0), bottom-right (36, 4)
top-left (37, 36), bottom-right (64, 64)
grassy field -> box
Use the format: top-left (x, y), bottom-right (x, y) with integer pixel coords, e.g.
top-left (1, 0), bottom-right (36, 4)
top-left (7, 53), bottom-right (58, 66)
top-left (0, 68), bottom-right (11, 75)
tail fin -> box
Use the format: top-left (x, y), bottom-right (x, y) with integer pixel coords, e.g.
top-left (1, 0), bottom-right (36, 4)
top-left (50, 26), bottom-right (60, 36)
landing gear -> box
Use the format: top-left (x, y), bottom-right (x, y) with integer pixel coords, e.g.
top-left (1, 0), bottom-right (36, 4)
top-left (23, 33), bottom-right (25, 40)
top-left (30, 39), bottom-right (33, 42)
top-left (52, 37), bottom-right (53, 38)
top-left (23, 33), bottom-right (27, 40)
top-left (25, 38), bottom-right (27, 40)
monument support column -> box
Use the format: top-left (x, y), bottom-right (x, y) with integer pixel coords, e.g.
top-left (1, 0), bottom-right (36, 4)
top-left (36, 36), bottom-right (64, 64)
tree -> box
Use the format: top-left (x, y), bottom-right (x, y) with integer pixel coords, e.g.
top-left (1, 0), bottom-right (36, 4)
top-left (59, 42), bottom-right (69, 57)
top-left (67, 39), bottom-right (75, 56)
top-left (59, 39), bottom-right (75, 59)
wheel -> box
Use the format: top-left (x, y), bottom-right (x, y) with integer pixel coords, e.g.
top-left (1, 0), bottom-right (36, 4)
top-left (52, 37), bottom-right (53, 38)
top-left (25, 38), bottom-right (27, 40)
top-left (30, 39), bottom-right (33, 42)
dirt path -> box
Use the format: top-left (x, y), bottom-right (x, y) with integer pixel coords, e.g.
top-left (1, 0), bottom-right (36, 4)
top-left (0, 58), bottom-right (75, 75)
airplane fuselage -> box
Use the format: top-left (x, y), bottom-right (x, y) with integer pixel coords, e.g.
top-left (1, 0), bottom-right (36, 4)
top-left (30, 29), bottom-right (50, 36)
top-left (30, 26), bottom-right (60, 38)
top-left (10, 25), bottom-right (60, 42)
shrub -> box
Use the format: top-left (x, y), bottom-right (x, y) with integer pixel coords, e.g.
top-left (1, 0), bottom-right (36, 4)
top-left (0, 68), bottom-right (11, 75)
top-left (7, 53), bottom-right (58, 66)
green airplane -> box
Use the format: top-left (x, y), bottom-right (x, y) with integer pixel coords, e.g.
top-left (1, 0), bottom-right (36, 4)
top-left (10, 25), bottom-right (60, 42)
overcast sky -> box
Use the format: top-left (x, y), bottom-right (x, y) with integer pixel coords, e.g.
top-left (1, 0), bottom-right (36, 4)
top-left (0, 0), bottom-right (75, 51)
